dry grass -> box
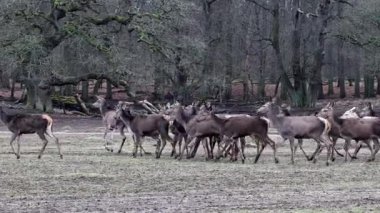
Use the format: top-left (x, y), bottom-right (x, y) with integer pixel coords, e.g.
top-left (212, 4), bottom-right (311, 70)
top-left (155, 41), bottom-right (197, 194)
top-left (0, 132), bottom-right (380, 212)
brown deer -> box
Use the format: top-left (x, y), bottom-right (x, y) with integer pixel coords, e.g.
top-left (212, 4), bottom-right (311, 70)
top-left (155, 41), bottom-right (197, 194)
top-left (257, 100), bottom-right (333, 165)
top-left (320, 102), bottom-right (380, 162)
top-left (210, 113), bottom-right (278, 164)
top-left (0, 105), bottom-right (62, 159)
top-left (116, 102), bottom-right (173, 158)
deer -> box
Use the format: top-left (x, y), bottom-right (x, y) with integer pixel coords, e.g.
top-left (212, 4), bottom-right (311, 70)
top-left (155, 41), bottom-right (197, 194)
top-left (92, 96), bottom-right (127, 152)
top-left (0, 105), bottom-right (62, 159)
top-left (210, 113), bottom-right (278, 164)
top-left (115, 102), bottom-right (173, 158)
top-left (257, 100), bottom-right (333, 166)
top-left (337, 104), bottom-right (379, 160)
top-left (92, 96), bottom-right (151, 155)
top-left (318, 102), bottom-right (380, 162)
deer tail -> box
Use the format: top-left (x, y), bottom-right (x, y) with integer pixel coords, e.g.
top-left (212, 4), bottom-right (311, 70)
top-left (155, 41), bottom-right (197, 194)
top-left (41, 114), bottom-right (54, 133)
top-left (317, 117), bottom-right (331, 135)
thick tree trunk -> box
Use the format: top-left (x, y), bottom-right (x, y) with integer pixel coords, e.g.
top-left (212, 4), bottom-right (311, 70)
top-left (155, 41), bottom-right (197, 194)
top-left (25, 80), bottom-right (53, 112)
top-left (81, 80), bottom-right (89, 101)
top-left (364, 74), bottom-right (375, 98)
top-left (0, 70), bottom-right (10, 89)
top-left (271, 1), bottom-right (294, 100)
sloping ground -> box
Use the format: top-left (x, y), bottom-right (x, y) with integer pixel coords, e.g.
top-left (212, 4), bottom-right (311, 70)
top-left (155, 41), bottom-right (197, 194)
top-left (0, 127), bottom-right (379, 212)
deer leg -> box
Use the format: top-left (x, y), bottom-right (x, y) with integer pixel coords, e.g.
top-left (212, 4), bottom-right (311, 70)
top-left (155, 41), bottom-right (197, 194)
top-left (289, 138), bottom-right (295, 164)
top-left (16, 136), bottom-right (21, 159)
top-left (178, 135), bottom-right (194, 160)
top-left (209, 137), bottom-right (215, 159)
top-left (319, 136), bottom-right (333, 166)
top-left (297, 139), bottom-right (310, 161)
top-left (240, 137), bottom-right (246, 162)
top-left (351, 140), bottom-right (363, 160)
top-left (132, 136), bottom-right (141, 158)
top-left (202, 138), bottom-right (211, 160)
top-left (103, 128), bottom-right (113, 152)
top-left (158, 136), bottom-right (167, 159)
top-left (265, 136), bottom-right (279, 164)
top-left (369, 138), bottom-right (379, 162)
top-left (45, 127), bottom-right (62, 159)
top-left (254, 141), bottom-right (266, 164)
top-left (309, 142), bottom-right (322, 162)
top-left (332, 137), bottom-right (344, 157)
top-left (37, 131), bottom-right (49, 159)
top-left (189, 138), bottom-right (202, 158)
top-left (155, 136), bottom-right (162, 159)
top-left (343, 139), bottom-right (351, 162)
top-left (216, 137), bottom-right (232, 160)
top-left (171, 134), bottom-right (179, 157)
top-left (118, 127), bottom-right (127, 154)
top-left (9, 133), bottom-right (18, 158)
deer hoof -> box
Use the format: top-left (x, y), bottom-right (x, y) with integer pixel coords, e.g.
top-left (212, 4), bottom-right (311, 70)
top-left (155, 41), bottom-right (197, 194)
top-left (117, 150), bottom-right (122, 154)
top-left (241, 160), bottom-right (245, 164)
top-left (366, 158), bottom-right (374, 162)
top-left (313, 158), bottom-right (317, 164)
top-left (17, 155), bottom-right (20, 159)
top-left (326, 161), bottom-right (330, 166)
top-left (351, 156), bottom-right (358, 160)
top-left (37, 155), bottom-right (41, 159)
top-left (331, 157), bottom-right (336, 162)
top-left (60, 155), bottom-right (63, 159)
top-left (307, 156), bottom-right (314, 161)
top-left (275, 158), bottom-right (279, 164)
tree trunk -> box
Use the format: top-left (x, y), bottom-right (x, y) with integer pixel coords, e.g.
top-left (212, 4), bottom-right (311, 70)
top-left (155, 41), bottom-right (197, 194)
top-left (10, 80), bottom-right (16, 99)
top-left (93, 79), bottom-right (102, 95)
top-left (376, 74), bottom-right (380, 95)
top-left (364, 74), bottom-right (375, 98)
top-left (271, 1), bottom-right (294, 100)
top-left (0, 70), bottom-right (10, 89)
top-left (81, 80), bottom-right (89, 101)
top-left (223, 0), bottom-right (234, 101)
top-left (327, 79), bottom-right (334, 96)
top-left (354, 71), bottom-right (361, 97)
top-left (25, 80), bottom-right (53, 112)
top-left (105, 80), bottom-right (112, 99)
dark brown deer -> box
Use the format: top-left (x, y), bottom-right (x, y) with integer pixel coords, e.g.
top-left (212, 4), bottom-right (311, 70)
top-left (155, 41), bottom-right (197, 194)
top-left (0, 106), bottom-right (62, 159)
top-left (116, 102), bottom-right (173, 158)
top-left (211, 113), bottom-right (278, 164)
top-left (318, 102), bottom-right (380, 162)
top-left (171, 105), bottom-right (224, 160)
top-left (257, 101), bottom-right (333, 165)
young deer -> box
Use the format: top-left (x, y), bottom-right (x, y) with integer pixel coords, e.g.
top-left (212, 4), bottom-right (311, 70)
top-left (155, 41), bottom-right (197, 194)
top-left (92, 96), bottom-right (126, 152)
top-left (0, 106), bottom-right (62, 159)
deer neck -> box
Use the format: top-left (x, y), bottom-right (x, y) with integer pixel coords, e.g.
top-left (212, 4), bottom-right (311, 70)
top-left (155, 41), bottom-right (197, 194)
top-left (266, 109), bottom-right (285, 129)
top-left (0, 109), bottom-right (11, 124)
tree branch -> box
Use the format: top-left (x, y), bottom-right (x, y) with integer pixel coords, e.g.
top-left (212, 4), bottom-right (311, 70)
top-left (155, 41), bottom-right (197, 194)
top-left (245, 0), bottom-right (273, 14)
top-left (333, 0), bottom-right (354, 7)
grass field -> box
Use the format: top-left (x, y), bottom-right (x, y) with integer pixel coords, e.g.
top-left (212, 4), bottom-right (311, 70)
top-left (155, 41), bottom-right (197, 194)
top-left (0, 130), bottom-right (380, 212)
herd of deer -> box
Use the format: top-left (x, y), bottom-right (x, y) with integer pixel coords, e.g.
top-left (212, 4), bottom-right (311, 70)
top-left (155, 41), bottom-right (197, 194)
top-left (1, 96), bottom-right (379, 166)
